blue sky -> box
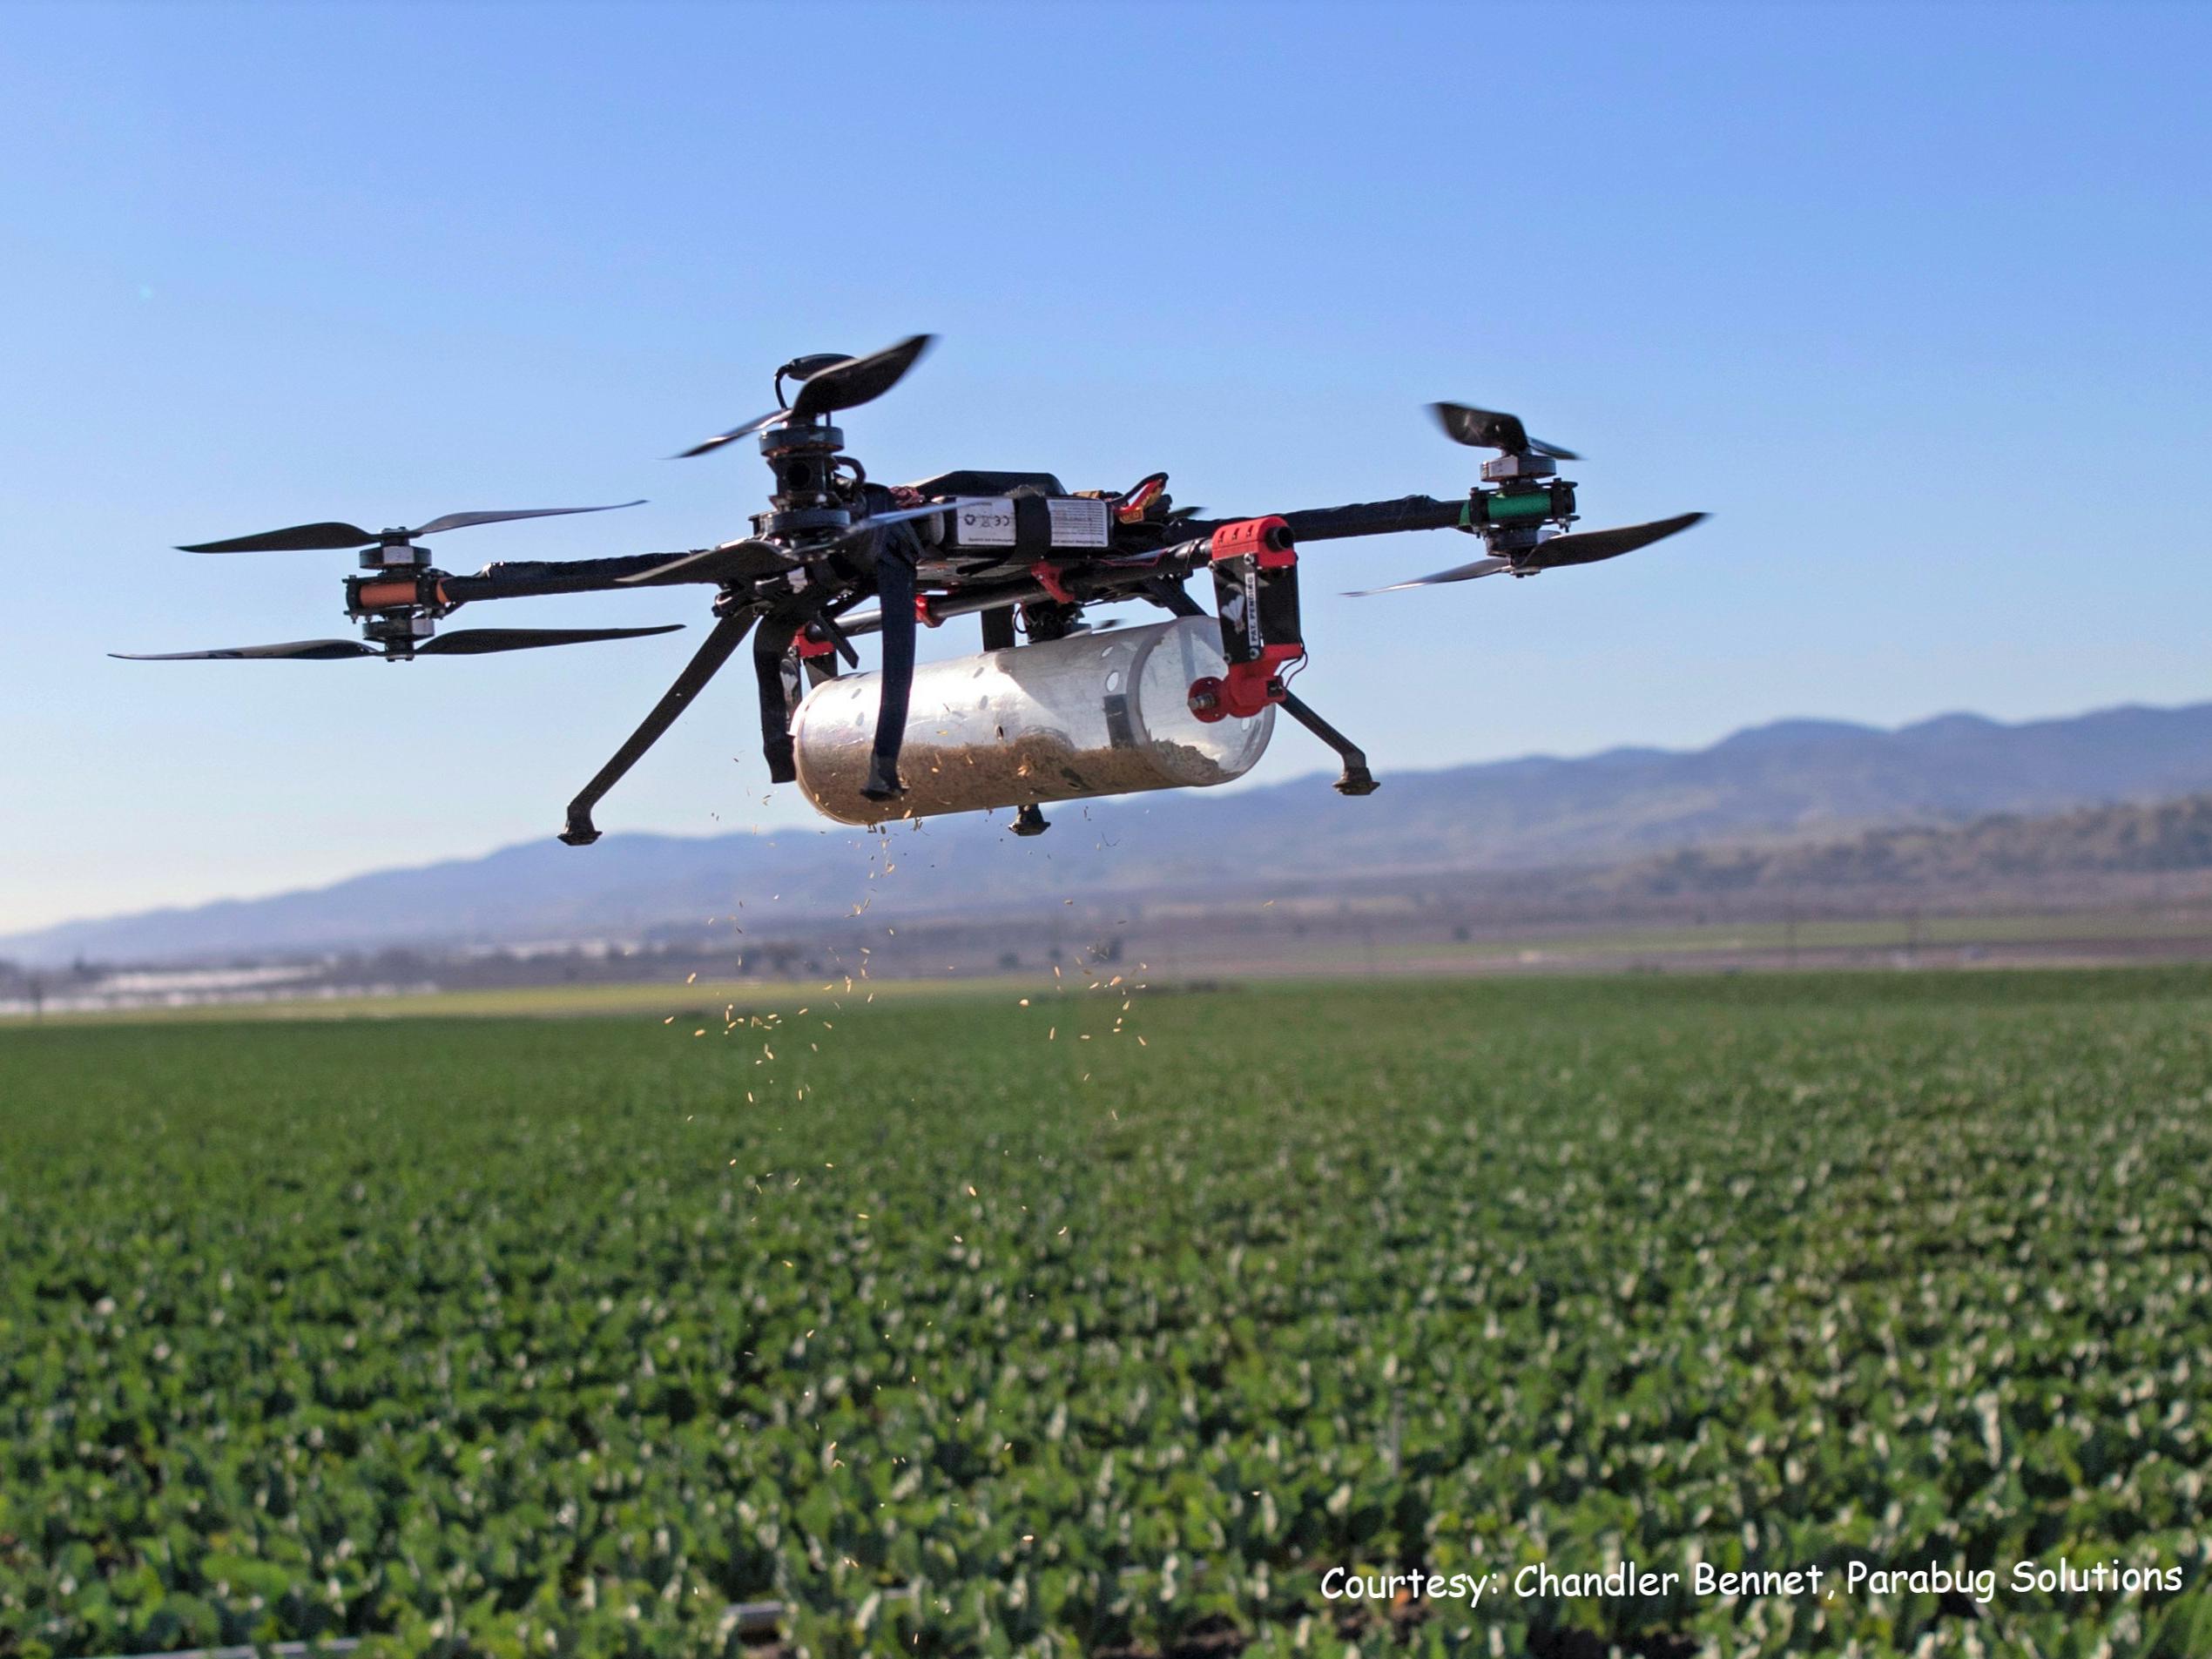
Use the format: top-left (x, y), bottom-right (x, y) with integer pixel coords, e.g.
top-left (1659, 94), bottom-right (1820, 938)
top-left (3, 0), bottom-right (2209, 934)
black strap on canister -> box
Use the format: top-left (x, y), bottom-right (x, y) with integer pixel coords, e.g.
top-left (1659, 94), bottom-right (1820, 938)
top-left (753, 612), bottom-right (801, 783)
top-left (863, 525), bottom-right (921, 800)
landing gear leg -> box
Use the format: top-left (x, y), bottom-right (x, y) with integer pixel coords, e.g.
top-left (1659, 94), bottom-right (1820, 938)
top-left (1279, 691), bottom-right (1381, 795)
top-left (560, 609), bottom-right (759, 846)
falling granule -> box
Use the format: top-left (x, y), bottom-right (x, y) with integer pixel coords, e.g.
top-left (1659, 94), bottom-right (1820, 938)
top-left (967, 1185), bottom-right (977, 1196)
top-left (686, 972), bottom-right (698, 983)
top-left (1048, 1027), bottom-right (1056, 1040)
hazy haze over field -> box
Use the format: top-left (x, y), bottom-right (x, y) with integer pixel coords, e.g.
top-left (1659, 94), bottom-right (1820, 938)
top-left (14, 698), bottom-right (2212, 965)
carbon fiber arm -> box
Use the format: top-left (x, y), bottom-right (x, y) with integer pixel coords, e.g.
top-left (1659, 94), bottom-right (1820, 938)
top-left (1185, 496), bottom-right (1468, 544)
top-left (439, 552), bottom-right (729, 602)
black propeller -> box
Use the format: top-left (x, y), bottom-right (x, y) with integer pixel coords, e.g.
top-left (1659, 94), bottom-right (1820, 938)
top-left (112, 639), bottom-right (386, 661)
top-left (1347, 513), bottom-right (1705, 596)
top-left (1345, 557), bottom-right (1508, 597)
top-left (1520, 512), bottom-right (1705, 568)
top-left (113, 624), bottom-right (683, 661)
top-left (789, 335), bottom-right (933, 419)
top-left (618, 501), bottom-right (957, 586)
top-left (416, 625), bottom-right (685, 655)
top-left (1431, 402), bottom-right (1579, 461)
top-left (677, 334), bottom-right (934, 459)
top-left (177, 502), bottom-right (645, 554)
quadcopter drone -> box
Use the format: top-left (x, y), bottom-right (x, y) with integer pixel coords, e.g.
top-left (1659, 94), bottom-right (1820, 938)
top-left (119, 337), bottom-right (1703, 845)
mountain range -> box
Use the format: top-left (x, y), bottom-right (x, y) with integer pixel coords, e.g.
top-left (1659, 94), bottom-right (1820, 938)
top-left (11, 698), bottom-right (2212, 967)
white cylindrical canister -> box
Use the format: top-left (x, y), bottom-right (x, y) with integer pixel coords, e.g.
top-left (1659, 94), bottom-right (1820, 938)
top-left (791, 616), bottom-right (1274, 825)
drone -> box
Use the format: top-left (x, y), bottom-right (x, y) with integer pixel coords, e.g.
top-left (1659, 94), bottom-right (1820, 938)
top-left (119, 337), bottom-right (1704, 846)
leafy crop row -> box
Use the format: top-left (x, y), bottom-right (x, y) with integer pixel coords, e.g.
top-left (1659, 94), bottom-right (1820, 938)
top-left (2, 969), bottom-right (2209, 1656)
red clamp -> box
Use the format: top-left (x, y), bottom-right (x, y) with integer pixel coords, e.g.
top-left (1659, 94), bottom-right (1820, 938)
top-left (794, 627), bottom-right (836, 660)
top-left (1190, 656), bottom-right (1298, 722)
top-left (1209, 515), bottom-right (1296, 568)
top-left (1028, 561), bottom-right (1076, 605)
top-left (914, 593), bottom-right (941, 628)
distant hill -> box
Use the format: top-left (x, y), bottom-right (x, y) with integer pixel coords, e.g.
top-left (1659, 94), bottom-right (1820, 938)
top-left (10, 698), bottom-right (2212, 966)
top-left (1532, 792), bottom-right (2212, 915)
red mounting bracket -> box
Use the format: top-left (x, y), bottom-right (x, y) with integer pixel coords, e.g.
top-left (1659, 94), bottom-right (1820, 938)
top-left (1029, 561), bottom-right (1076, 605)
top-left (1190, 516), bottom-right (1304, 721)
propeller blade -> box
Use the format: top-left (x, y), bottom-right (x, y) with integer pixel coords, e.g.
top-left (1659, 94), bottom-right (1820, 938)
top-left (406, 502), bottom-right (644, 536)
top-left (415, 624), bottom-right (685, 656)
top-left (624, 504), bottom-right (953, 586)
top-left (111, 639), bottom-right (379, 660)
top-left (178, 523), bottom-right (379, 554)
top-left (673, 409), bottom-right (790, 460)
top-left (1521, 511), bottom-right (1706, 570)
top-left (1347, 513), bottom-right (1704, 595)
top-left (1431, 402), bottom-right (1579, 461)
top-left (789, 334), bottom-right (933, 420)
top-left (179, 502), bottom-right (644, 552)
top-left (619, 539), bottom-right (790, 586)
top-left (676, 336), bottom-right (933, 457)
top-left (1345, 556), bottom-right (1510, 597)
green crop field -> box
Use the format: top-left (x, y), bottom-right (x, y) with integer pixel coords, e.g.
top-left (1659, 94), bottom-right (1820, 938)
top-left (3, 969), bottom-right (2210, 1658)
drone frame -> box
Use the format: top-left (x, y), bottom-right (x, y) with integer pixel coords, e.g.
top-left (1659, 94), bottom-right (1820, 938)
top-left (121, 338), bottom-right (1705, 846)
